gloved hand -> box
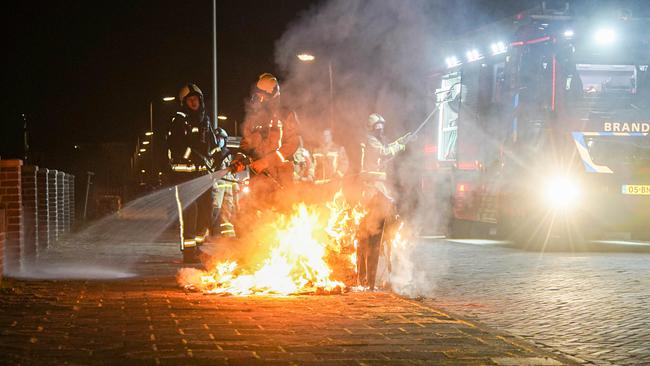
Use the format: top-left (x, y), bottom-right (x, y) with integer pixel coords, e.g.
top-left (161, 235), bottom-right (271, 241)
top-left (249, 158), bottom-right (270, 174)
top-left (396, 132), bottom-right (413, 145)
top-left (229, 153), bottom-right (249, 173)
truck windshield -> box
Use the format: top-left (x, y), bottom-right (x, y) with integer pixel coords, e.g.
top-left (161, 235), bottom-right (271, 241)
top-left (586, 135), bottom-right (650, 166)
top-left (568, 63), bottom-right (650, 115)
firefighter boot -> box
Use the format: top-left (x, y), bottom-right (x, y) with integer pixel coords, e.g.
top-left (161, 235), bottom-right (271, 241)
top-left (182, 239), bottom-right (201, 264)
top-left (356, 240), bottom-right (368, 287)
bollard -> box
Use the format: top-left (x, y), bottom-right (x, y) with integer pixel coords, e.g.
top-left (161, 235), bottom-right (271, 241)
top-left (47, 170), bottom-right (58, 243)
top-left (21, 165), bottom-right (38, 266)
top-left (67, 174), bottom-right (75, 231)
top-left (37, 168), bottom-right (50, 251)
top-left (62, 173), bottom-right (70, 233)
top-left (56, 171), bottom-right (65, 239)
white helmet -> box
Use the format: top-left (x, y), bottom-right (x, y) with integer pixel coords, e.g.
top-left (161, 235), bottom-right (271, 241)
top-left (367, 113), bottom-right (386, 130)
top-left (178, 83), bottom-right (204, 106)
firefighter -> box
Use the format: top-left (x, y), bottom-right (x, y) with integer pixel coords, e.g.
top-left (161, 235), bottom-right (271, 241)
top-left (293, 136), bottom-right (314, 183)
top-left (313, 128), bottom-right (348, 184)
top-left (167, 83), bottom-right (228, 262)
top-left (232, 73), bottom-right (300, 210)
top-left (357, 113), bottom-right (410, 289)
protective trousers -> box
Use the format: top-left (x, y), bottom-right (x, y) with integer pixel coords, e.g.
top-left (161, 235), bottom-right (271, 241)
top-left (214, 179), bottom-right (237, 237)
top-left (357, 218), bottom-right (385, 288)
top-left (357, 193), bottom-right (393, 289)
top-left (171, 172), bottom-right (214, 249)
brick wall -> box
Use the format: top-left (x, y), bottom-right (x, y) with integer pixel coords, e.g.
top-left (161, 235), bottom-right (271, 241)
top-left (0, 159), bottom-right (23, 273)
top-left (21, 165), bottom-right (38, 266)
top-left (0, 208), bottom-right (5, 281)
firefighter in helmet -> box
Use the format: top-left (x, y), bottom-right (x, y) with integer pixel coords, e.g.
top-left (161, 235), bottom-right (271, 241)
top-left (167, 83), bottom-right (229, 262)
top-left (232, 73), bottom-right (300, 209)
top-left (357, 113), bottom-right (411, 289)
top-left (293, 136), bottom-right (314, 183)
top-left (313, 128), bottom-right (348, 184)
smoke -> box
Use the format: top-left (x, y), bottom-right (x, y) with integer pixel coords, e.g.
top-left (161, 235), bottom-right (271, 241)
top-left (269, 0), bottom-right (454, 296)
top-left (275, 0), bottom-right (440, 147)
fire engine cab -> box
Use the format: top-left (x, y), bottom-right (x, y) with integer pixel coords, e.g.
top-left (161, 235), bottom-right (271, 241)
top-left (431, 4), bottom-right (650, 246)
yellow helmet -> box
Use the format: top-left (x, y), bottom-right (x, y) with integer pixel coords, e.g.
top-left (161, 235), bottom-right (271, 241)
top-left (367, 113), bottom-right (386, 130)
top-left (255, 73), bottom-right (280, 98)
top-left (178, 83), bottom-right (204, 106)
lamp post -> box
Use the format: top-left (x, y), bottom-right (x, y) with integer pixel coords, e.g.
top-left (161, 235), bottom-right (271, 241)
top-left (297, 53), bottom-right (334, 130)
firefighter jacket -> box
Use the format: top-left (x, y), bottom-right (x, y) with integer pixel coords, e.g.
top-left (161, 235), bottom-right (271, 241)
top-left (240, 105), bottom-right (300, 184)
top-left (359, 134), bottom-right (405, 199)
top-left (313, 143), bottom-right (348, 184)
top-left (166, 111), bottom-right (227, 173)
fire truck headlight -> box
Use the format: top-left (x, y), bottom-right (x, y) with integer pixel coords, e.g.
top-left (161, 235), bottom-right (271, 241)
top-left (543, 176), bottom-right (582, 210)
top-left (594, 28), bottom-right (616, 45)
top-left (445, 56), bottom-right (460, 68)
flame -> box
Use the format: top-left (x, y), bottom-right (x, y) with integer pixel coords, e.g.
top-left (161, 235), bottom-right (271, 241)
top-left (190, 190), bottom-right (367, 296)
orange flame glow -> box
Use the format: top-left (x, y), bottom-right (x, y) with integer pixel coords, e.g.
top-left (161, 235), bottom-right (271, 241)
top-left (190, 190), bottom-right (367, 296)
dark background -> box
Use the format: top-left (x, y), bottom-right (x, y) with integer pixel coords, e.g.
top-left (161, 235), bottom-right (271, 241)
top-left (2, 0), bottom-right (645, 173)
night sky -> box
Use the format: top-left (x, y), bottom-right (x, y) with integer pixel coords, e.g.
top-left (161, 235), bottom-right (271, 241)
top-left (4, 0), bottom-right (642, 170)
top-left (4, 1), bottom-right (322, 162)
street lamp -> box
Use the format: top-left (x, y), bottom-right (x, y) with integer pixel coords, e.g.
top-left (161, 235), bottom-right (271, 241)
top-left (217, 115), bottom-right (228, 120)
top-left (297, 52), bottom-right (334, 129)
top-left (297, 53), bottom-right (315, 62)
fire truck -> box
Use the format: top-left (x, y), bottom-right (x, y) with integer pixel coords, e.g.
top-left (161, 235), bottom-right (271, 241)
top-left (431, 4), bottom-right (650, 246)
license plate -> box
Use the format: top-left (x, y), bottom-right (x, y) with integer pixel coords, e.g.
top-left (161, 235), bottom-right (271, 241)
top-left (621, 185), bottom-right (650, 195)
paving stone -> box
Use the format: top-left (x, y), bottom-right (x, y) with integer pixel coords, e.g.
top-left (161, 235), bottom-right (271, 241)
top-left (417, 239), bottom-right (650, 365)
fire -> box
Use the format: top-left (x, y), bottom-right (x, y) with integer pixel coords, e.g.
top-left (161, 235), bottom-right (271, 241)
top-left (189, 190), bottom-right (366, 296)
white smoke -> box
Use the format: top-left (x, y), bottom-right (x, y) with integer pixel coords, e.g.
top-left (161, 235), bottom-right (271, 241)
top-left (273, 0), bottom-right (453, 297)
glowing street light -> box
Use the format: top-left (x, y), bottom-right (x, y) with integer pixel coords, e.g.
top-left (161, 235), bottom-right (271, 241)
top-left (142, 140), bottom-right (150, 145)
top-left (217, 115), bottom-right (228, 120)
top-left (563, 29), bottom-right (574, 38)
top-left (145, 131), bottom-right (154, 136)
top-left (297, 53), bottom-right (315, 62)
top-left (139, 148), bottom-right (147, 153)
top-left (296, 51), bottom-right (334, 129)
top-left (162, 96), bottom-right (176, 102)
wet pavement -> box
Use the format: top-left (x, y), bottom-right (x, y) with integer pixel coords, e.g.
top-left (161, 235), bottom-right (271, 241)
top-left (413, 239), bottom-right (650, 366)
top-left (0, 238), bottom-right (574, 365)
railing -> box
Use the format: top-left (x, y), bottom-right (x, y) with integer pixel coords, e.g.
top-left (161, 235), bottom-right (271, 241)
top-left (0, 159), bottom-right (75, 273)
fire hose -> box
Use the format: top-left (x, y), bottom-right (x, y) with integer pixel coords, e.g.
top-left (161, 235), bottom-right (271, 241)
top-left (228, 153), bottom-right (284, 190)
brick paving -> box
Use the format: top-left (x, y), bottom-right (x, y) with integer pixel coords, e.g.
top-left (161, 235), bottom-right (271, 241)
top-left (0, 273), bottom-right (573, 365)
top-left (411, 239), bottom-right (650, 366)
